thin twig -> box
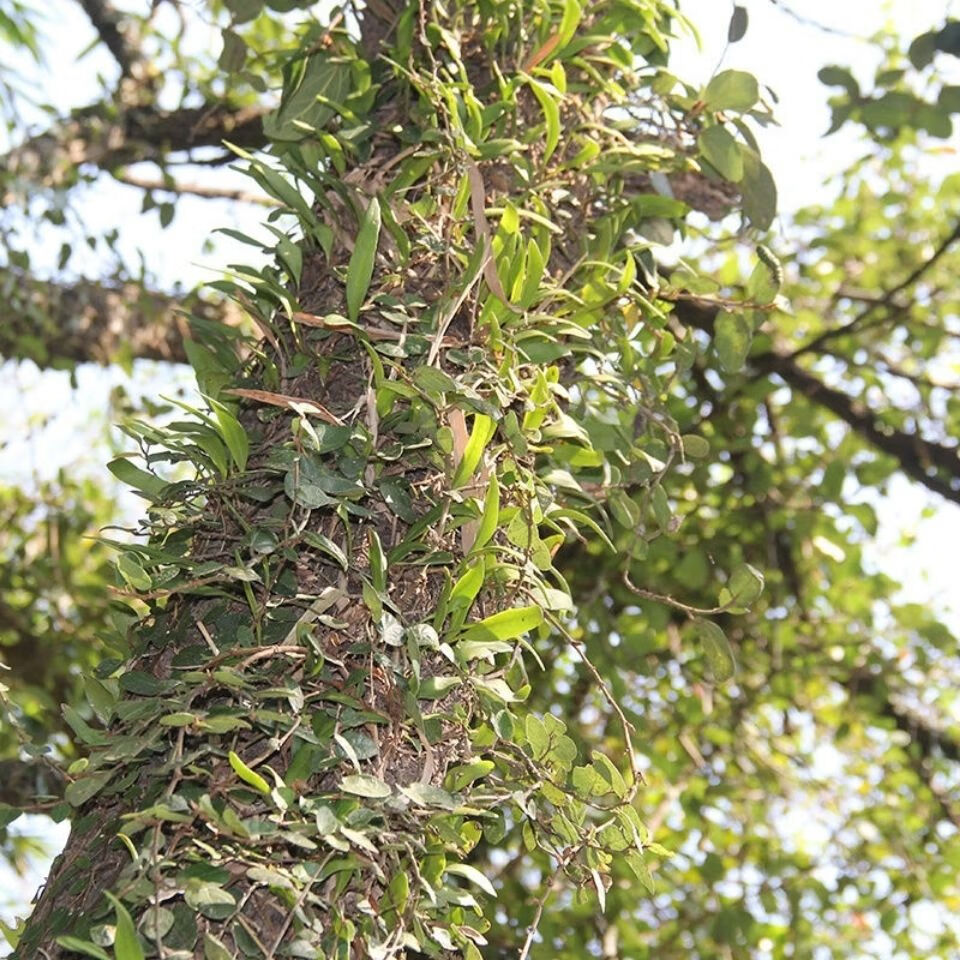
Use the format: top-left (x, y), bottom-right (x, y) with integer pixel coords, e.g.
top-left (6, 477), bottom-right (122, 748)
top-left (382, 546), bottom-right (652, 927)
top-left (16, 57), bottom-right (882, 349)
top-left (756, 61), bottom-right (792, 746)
top-left (114, 171), bottom-right (281, 206)
top-left (789, 221), bottom-right (960, 359)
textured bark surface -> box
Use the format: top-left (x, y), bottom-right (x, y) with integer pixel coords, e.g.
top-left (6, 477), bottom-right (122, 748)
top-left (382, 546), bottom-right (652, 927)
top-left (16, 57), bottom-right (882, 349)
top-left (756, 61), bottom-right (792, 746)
top-left (2, 102), bottom-right (267, 202)
top-left (0, 271), bottom-right (240, 367)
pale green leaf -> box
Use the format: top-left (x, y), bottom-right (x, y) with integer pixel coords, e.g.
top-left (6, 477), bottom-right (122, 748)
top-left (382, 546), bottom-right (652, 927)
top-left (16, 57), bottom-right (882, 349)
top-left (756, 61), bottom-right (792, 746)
top-left (445, 862), bottom-right (497, 898)
top-left (714, 311), bottom-right (752, 373)
top-left (695, 618), bottom-right (737, 682)
top-left (698, 125), bottom-right (743, 182)
top-left (461, 605), bottom-right (543, 641)
top-left (452, 413), bottom-right (496, 488)
top-left (228, 750), bottom-right (271, 795)
top-left (107, 458), bottom-right (166, 500)
top-left (104, 892), bottom-right (144, 960)
top-left (346, 197), bottom-right (381, 321)
top-left (703, 69), bottom-right (759, 111)
top-left (340, 773), bottom-right (393, 799)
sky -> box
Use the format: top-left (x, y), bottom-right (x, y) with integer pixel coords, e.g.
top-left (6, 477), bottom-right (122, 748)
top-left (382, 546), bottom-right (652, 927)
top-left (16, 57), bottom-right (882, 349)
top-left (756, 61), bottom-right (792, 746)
top-left (2, 0), bottom-right (960, 943)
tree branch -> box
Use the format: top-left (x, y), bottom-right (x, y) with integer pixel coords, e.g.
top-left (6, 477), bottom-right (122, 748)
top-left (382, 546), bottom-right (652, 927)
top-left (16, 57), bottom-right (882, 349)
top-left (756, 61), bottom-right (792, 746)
top-left (113, 170), bottom-right (280, 206)
top-left (2, 101), bottom-right (268, 200)
top-left (1, 270), bottom-right (243, 367)
top-left (673, 298), bottom-right (960, 505)
top-left (788, 221), bottom-right (960, 360)
top-left (76, 0), bottom-right (143, 79)
top-left (761, 351), bottom-right (960, 504)
top-left (847, 670), bottom-right (960, 765)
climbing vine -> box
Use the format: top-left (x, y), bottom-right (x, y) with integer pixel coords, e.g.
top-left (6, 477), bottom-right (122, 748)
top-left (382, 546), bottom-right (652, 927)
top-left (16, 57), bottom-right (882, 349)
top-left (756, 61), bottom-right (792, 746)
top-left (12, 2), bottom-right (777, 957)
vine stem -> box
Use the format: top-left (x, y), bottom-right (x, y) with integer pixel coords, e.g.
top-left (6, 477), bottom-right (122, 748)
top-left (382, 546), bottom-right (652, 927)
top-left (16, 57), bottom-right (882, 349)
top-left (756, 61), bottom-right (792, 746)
top-left (518, 853), bottom-right (570, 960)
top-left (541, 608), bottom-right (646, 790)
top-left (622, 570), bottom-right (726, 616)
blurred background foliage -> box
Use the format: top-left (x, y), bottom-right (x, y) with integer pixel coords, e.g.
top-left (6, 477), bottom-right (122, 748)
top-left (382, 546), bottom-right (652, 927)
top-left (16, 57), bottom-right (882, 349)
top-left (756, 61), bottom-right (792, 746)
top-left (2, 1), bottom-right (960, 956)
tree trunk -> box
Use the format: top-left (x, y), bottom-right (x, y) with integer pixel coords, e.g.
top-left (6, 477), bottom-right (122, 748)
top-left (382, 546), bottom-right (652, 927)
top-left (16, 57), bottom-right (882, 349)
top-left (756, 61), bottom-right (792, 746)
top-left (13, 2), bottom-right (748, 957)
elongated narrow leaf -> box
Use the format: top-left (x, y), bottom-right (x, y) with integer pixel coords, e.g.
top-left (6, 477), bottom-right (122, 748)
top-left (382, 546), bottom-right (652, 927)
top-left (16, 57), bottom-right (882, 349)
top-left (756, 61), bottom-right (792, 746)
top-left (461, 605), bottom-right (543, 641)
top-left (445, 862), bottom-right (497, 898)
top-left (54, 938), bottom-right (110, 960)
top-left (346, 197), bottom-right (381, 321)
top-left (471, 473), bottom-right (500, 553)
top-left (104, 892), bottom-right (145, 960)
top-left (529, 78), bottom-right (561, 162)
top-left (207, 397), bottom-right (249, 472)
top-left (107, 458), bottom-right (167, 499)
top-left (452, 413), bottom-right (496, 488)
top-left (228, 750), bottom-right (271, 795)
top-left (450, 560), bottom-right (485, 608)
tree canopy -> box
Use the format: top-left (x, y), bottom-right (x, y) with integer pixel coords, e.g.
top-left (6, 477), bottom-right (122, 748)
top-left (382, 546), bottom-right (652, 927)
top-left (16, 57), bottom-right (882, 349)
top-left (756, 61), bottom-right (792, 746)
top-left (2, 2), bottom-right (960, 958)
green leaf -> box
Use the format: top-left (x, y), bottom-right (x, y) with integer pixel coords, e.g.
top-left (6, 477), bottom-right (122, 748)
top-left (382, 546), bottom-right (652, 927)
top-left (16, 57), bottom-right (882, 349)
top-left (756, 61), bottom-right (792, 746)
top-left (450, 561), bottom-right (485, 608)
top-left (118, 671), bottom-right (166, 696)
top-left (62, 705), bottom-right (108, 746)
top-left (728, 5), bottom-right (748, 42)
top-left (703, 69), bottom-right (759, 112)
top-left (714, 311), bottom-right (752, 373)
top-left (556, 0), bottom-right (584, 51)
top-left (445, 862), bottom-right (497, 898)
top-left (681, 435), bottom-right (710, 459)
top-left (525, 715), bottom-right (549, 758)
top-left (447, 759), bottom-right (495, 791)
top-left (452, 413), bottom-right (496, 488)
top-left (228, 750), bottom-right (271, 795)
top-left (592, 752), bottom-right (628, 798)
top-left (104, 892), bottom-right (144, 960)
top-left (461, 605), bottom-right (543, 641)
top-left (817, 65), bottom-right (860, 98)
top-left (414, 365), bottom-right (459, 395)
top-left (54, 938), bottom-right (110, 960)
top-left (203, 933), bottom-right (234, 960)
top-left (65, 768), bottom-right (114, 807)
top-left (609, 489), bottom-right (641, 529)
top-left (740, 148), bottom-right (778, 230)
top-left (695, 619), bottom-right (737, 682)
top-left (400, 782), bottom-right (459, 810)
top-left (471, 472), bottom-right (500, 552)
top-left (107, 458), bottom-right (167, 499)
top-left (724, 563), bottom-right (765, 610)
top-left (747, 245), bottom-right (782, 304)
top-left (698, 125), bottom-right (743, 182)
top-left (116, 553), bottom-right (151, 592)
top-left (264, 54), bottom-right (350, 141)
top-left (208, 397), bottom-right (249, 472)
top-left (346, 197), bottom-right (381, 321)
top-left (340, 773), bottom-right (392, 798)
top-left (419, 675), bottom-right (462, 699)
top-left (218, 28), bottom-right (246, 72)
top-left (302, 531), bottom-right (349, 570)
top-left (908, 31), bottom-right (939, 70)
top-left (528, 78), bottom-right (561, 162)
top-left (368, 529), bottom-right (387, 593)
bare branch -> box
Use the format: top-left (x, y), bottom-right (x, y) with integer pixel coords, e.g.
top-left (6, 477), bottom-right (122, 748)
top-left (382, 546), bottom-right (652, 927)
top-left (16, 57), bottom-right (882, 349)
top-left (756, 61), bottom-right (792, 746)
top-left (76, 0), bottom-right (144, 78)
top-left (2, 102), bottom-right (268, 201)
top-left (673, 298), bottom-right (960, 506)
top-left (788, 221), bottom-right (960, 360)
top-left (114, 170), bottom-right (280, 206)
top-left (767, 0), bottom-right (864, 39)
top-left (1, 270), bottom-right (244, 367)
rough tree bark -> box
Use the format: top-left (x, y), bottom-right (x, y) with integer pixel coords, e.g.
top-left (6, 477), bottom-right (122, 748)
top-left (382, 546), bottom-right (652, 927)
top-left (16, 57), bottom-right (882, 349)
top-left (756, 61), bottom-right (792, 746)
top-left (15, 3), bottom-right (720, 957)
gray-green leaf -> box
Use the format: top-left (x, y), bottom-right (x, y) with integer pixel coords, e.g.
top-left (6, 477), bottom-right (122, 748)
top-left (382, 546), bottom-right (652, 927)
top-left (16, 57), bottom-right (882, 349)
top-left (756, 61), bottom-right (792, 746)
top-left (346, 197), bottom-right (381, 322)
